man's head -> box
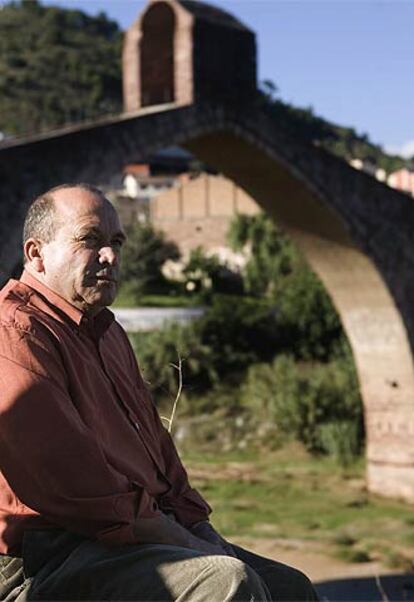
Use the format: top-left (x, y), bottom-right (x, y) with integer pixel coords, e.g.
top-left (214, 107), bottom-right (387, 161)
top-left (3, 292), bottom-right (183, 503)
top-left (23, 184), bottom-right (126, 316)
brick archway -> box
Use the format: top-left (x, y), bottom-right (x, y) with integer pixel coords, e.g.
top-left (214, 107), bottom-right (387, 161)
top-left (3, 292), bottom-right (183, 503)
top-left (141, 3), bottom-right (175, 107)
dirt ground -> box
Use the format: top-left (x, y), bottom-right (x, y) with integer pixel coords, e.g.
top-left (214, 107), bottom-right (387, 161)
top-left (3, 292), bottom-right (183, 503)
top-left (233, 536), bottom-right (394, 582)
top-left (233, 536), bottom-right (414, 601)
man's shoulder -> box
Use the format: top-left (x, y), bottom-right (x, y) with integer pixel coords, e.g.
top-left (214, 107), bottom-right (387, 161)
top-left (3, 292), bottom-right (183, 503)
top-left (0, 279), bottom-right (38, 334)
top-left (0, 280), bottom-right (61, 362)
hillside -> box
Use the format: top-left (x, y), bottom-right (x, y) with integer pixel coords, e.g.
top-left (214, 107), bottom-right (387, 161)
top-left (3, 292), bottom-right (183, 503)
top-left (258, 82), bottom-right (406, 173)
top-left (0, 0), bottom-right (122, 136)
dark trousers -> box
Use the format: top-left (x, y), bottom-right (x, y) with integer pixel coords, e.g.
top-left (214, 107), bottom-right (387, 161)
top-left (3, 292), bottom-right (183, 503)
top-left (0, 529), bottom-right (318, 601)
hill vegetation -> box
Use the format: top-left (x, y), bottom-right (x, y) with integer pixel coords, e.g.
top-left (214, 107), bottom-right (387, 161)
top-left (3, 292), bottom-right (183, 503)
top-left (258, 81), bottom-right (406, 173)
top-left (0, 0), bottom-right (122, 136)
top-left (0, 1), bottom-right (408, 173)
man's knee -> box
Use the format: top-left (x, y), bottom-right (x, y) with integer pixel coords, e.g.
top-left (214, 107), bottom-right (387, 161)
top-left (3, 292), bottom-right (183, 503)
top-left (289, 567), bottom-right (317, 600)
top-left (203, 556), bottom-right (269, 601)
top-left (263, 563), bottom-right (318, 601)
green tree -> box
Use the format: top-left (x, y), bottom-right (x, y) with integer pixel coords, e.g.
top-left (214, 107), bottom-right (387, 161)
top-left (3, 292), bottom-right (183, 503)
top-left (0, 0), bottom-right (122, 136)
top-left (121, 223), bottom-right (180, 298)
top-left (227, 213), bottom-right (295, 296)
top-left (228, 213), bottom-right (344, 360)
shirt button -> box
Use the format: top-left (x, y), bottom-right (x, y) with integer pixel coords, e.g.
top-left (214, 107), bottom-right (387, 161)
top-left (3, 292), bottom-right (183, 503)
top-left (133, 421), bottom-right (140, 431)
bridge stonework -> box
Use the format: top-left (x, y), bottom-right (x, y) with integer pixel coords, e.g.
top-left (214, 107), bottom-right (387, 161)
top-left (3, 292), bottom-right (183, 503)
top-left (1, 0), bottom-right (414, 501)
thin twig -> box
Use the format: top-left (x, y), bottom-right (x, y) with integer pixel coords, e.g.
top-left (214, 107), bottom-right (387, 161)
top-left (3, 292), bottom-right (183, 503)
top-left (168, 356), bottom-right (183, 433)
top-left (160, 354), bottom-right (183, 434)
top-left (375, 574), bottom-right (389, 602)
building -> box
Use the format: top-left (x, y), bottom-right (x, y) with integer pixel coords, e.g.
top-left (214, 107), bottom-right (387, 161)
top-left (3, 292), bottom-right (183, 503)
top-left (151, 172), bottom-right (259, 262)
top-left (349, 158), bottom-right (386, 183)
top-left (387, 168), bottom-right (414, 197)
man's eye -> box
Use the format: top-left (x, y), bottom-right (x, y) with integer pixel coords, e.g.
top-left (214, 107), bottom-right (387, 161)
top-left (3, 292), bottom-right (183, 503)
top-left (80, 235), bottom-right (99, 245)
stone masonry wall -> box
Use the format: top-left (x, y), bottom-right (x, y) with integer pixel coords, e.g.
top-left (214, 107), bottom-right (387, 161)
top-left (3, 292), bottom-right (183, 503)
top-left (151, 173), bottom-right (258, 255)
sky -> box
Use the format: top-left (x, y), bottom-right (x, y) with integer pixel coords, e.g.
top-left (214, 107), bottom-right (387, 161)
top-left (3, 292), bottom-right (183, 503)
top-left (39, 0), bottom-right (414, 158)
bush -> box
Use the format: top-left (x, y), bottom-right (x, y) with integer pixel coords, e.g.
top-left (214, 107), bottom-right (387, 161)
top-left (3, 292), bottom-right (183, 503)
top-left (198, 295), bottom-right (280, 376)
top-left (241, 350), bottom-right (364, 456)
top-left (128, 324), bottom-right (218, 396)
top-left (121, 223), bottom-right (180, 299)
top-left (318, 421), bottom-right (361, 467)
top-left (128, 294), bottom-right (281, 403)
top-left (182, 247), bottom-right (244, 298)
top-left (228, 213), bottom-right (345, 361)
top-left (276, 264), bottom-right (345, 361)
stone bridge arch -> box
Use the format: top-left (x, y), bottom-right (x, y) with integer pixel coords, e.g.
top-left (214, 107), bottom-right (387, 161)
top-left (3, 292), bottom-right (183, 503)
top-left (1, 102), bottom-right (414, 501)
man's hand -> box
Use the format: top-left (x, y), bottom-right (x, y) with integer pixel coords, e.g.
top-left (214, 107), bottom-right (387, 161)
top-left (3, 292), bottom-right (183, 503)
top-left (190, 520), bottom-right (237, 558)
top-left (133, 514), bottom-right (231, 556)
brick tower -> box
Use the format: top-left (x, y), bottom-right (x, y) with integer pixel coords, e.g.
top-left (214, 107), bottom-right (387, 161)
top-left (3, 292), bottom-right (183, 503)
top-left (123, 0), bottom-right (257, 112)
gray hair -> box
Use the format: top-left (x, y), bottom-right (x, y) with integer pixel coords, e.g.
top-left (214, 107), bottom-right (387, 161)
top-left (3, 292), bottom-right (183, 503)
top-left (23, 182), bottom-right (105, 247)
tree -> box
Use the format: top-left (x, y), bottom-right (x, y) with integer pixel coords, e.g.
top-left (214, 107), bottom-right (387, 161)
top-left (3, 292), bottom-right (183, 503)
top-left (227, 212), bottom-right (295, 296)
top-left (228, 213), bottom-right (345, 360)
top-left (0, 1), bottom-right (122, 136)
top-left (121, 223), bottom-right (180, 297)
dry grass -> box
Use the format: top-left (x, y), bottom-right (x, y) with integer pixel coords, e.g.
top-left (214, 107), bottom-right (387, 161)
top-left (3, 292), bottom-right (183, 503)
top-left (182, 444), bottom-right (414, 572)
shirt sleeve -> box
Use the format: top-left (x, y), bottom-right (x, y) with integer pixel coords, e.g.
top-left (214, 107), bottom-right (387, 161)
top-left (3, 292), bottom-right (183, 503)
top-left (0, 323), bottom-right (160, 546)
top-left (155, 417), bottom-right (212, 527)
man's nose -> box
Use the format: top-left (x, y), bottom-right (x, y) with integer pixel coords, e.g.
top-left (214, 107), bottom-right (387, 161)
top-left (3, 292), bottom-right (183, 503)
top-left (99, 246), bottom-right (118, 265)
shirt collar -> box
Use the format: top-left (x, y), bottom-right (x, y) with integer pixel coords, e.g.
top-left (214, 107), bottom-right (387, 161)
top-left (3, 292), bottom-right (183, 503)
top-left (20, 269), bottom-right (115, 339)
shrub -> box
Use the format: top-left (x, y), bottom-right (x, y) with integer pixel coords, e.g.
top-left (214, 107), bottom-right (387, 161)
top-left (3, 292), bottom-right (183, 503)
top-left (128, 324), bottom-right (218, 396)
top-left (241, 350), bottom-right (364, 456)
top-left (199, 295), bottom-right (278, 371)
top-left (276, 264), bottom-right (345, 361)
top-left (121, 223), bottom-right (180, 299)
top-left (227, 213), bottom-right (345, 361)
top-left (182, 247), bottom-right (244, 298)
top-left (318, 421), bottom-right (361, 468)
top-left (128, 295), bottom-right (281, 401)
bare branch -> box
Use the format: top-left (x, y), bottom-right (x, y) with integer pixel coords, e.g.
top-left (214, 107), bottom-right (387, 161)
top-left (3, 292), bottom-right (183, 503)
top-left (168, 355), bottom-right (183, 434)
top-left (375, 574), bottom-right (389, 602)
top-left (161, 353), bottom-right (184, 434)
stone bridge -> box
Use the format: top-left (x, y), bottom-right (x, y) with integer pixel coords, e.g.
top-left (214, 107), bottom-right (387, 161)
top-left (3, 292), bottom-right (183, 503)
top-left (1, 0), bottom-right (414, 501)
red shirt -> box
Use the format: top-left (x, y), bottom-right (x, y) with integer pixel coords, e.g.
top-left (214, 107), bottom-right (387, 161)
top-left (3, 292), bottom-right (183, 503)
top-left (0, 271), bottom-right (210, 555)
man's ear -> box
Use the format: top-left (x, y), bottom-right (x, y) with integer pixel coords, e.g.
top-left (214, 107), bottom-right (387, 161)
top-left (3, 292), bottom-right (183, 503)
top-left (24, 238), bottom-right (45, 273)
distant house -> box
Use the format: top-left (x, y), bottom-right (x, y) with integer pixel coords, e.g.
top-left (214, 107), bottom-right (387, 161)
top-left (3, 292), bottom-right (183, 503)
top-left (123, 163), bottom-right (178, 200)
top-left (349, 158), bottom-right (386, 182)
top-left (387, 168), bottom-right (414, 197)
top-left (105, 163), bottom-right (180, 225)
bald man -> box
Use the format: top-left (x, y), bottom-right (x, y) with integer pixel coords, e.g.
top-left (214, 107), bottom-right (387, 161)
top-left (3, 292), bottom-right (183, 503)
top-left (0, 184), bottom-right (317, 601)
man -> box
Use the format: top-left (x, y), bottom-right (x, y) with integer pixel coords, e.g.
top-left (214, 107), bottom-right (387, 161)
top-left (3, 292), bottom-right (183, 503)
top-left (0, 184), bottom-right (317, 601)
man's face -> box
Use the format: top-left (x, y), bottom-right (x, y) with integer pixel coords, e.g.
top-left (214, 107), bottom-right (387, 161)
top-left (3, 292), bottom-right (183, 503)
top-left (38, 187), bottom-right (126, 316)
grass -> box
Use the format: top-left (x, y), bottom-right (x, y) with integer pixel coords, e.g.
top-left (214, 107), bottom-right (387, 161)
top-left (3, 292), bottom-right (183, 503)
top-left (181, 444), bottom-right (414, 570)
